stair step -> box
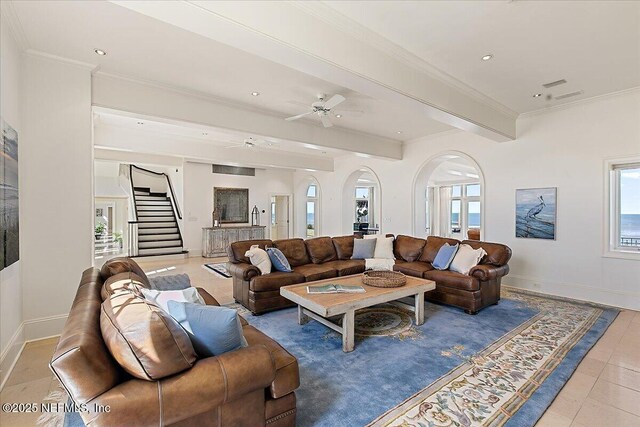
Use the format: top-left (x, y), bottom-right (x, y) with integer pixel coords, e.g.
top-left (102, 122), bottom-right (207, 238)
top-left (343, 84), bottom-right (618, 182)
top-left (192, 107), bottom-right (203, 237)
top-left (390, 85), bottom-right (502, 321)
top-left (138, 213), bottom-right (175, 219)
top-left (138, 228), bottom-right (179, 235)
top-left (139, 240), bottom-right (182, 249)
top-left (134, 187), bottom-right (150, 192)
top-left (136, 200), bottom-right (172, 207)
top-left (139, 233), bottom-right (180, 241)
top-left (149, 192), bottom-right (167, 197)
top-left (135, 195), bottom-right (170, 201)
top-left (138, 247), bottom-right (186, 256)
top-left (138, 221), bottom-right (177, 228)
top-left (137, 206), bottom-right (173, 212)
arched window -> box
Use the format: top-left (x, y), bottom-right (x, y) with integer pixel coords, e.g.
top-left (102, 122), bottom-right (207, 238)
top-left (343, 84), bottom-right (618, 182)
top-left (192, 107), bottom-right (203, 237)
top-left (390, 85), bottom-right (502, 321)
top-left (306, 183), bottom-right (318, 237)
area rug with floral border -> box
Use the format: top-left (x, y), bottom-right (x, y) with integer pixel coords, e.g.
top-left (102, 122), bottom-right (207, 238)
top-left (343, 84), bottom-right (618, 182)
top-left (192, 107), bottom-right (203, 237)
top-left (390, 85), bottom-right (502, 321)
top-left (241, 287), bottom-right (618, 427)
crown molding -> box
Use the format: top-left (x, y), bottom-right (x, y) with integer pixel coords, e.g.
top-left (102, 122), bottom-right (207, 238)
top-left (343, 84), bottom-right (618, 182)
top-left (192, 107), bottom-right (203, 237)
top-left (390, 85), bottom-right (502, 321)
top-left (519, 86), bottom-right (640, 118)
top-left (1, 1), bottom-right (30, 51)
top-left (24, 49), bottom-right (97, 70)
top-left (93, 70), bottom-right (402, 146)
top-left (292, 1), bottom-right (519, 120)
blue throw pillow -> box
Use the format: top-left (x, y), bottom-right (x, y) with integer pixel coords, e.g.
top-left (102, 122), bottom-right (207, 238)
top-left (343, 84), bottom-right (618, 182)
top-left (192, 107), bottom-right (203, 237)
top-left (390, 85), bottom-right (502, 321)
top-left (167, 301), bottom-right (248, 357)
top-left (266, 247), bottom-right (292, 272)
top-left (351, 238), bottom-right (376, 260)
top-left (432, 243), bottom-right (459, 270)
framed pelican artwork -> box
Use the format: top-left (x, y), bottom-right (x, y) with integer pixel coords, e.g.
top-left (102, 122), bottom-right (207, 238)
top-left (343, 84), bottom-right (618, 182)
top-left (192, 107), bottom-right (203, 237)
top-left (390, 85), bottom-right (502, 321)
top-left (515, 187), bottom-right (557, 240)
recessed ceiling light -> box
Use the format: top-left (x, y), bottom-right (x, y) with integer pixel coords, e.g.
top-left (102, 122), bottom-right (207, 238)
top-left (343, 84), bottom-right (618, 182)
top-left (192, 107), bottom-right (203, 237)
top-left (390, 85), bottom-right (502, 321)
top-left (533, 93), bottom-right (543, 98)
top-left (481, 54), bottom-right (493, 61)
top-left (448, 170), bottom-right (463, 176)
top-left (251, 91), bottom-right (260, 96)
top-left (335, 114), bottom-right (342, 118)
top-left (94, 49), bottom-right (107, 56)
top-left (396, 131), bottom-right (402, 134)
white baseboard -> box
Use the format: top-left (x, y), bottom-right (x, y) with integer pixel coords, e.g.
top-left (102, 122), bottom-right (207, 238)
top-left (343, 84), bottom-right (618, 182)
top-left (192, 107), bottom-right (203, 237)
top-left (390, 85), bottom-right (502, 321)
top-left (503, 275), bottom-right (639, 311)
top-left (0, 313), bottom-right (68, 391)
top-left (0, 324), bottom-right (25, 391)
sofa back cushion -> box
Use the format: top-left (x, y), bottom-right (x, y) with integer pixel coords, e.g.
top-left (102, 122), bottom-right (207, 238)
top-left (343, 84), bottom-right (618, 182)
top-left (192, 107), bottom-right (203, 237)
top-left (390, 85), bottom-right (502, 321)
top-left (50, 268), bottom-right (124, 404)
top-left (332, 235), bottom-right (356, 260)
top-left (273, 238), bottom-right (311, 267)
top-left (419, 236), bottom-right (461, 263)
top-left (100, 293), bottom-right (197, 381)
top-left (228, 239), bottom-right (273, 264)
top-left (462, 240), bottom-right (512, 266)
top-left (100, 257), bottom-right (150, 287)
top-left (305, 237), bottom-right (338, 264)
top-left (101, 272), bottom-right (149, 301)
top-left (393, 235), bottom-right (426, 262)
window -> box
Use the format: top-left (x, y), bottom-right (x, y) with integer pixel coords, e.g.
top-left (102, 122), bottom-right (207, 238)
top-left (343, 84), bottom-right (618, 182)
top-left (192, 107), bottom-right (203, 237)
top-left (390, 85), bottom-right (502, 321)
top-left (447, 183), bottom-right (480, 236)
top-left (355, 186), bottom-right (371, 224)
top-left (306, 183), bottom-right (319, 237)
top-left (607, 160), bottom-right (640, 256)
top-left (270, 202), bottom-right (276, 226)
top-left (450, 199), bottom-right (461, 233)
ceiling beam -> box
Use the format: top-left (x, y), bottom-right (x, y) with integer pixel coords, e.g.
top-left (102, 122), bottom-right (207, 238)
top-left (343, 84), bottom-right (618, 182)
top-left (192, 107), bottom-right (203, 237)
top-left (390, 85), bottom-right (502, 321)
top-left (112, 1), bottom-right (517, 142)
top-left (94, 122), bottom-right (335, 172)
top-left (92, 73), bottom-right (402, 160)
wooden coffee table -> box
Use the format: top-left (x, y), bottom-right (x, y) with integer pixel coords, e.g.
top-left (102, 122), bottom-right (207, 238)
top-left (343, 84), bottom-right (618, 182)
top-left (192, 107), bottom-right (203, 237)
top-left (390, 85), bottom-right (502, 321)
top-left (280, 274), bottom-right (435, 352)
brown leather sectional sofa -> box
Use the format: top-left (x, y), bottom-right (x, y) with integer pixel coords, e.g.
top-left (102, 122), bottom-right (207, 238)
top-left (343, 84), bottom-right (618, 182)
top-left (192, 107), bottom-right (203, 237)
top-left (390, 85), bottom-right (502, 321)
top-left (50, 260), bottom-right (299, 427)
top-left (228, 234), bottom-right (511, 315)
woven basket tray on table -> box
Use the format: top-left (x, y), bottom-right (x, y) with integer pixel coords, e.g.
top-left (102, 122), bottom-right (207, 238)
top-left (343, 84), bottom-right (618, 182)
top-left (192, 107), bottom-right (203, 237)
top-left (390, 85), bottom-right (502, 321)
top-left (362, 271), bottom-right (407, 288)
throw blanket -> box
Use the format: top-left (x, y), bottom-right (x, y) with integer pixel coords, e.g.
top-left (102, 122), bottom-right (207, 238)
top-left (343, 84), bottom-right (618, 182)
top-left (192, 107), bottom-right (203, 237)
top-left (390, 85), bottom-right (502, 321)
top-left (365, 258), bottom-right (395, 271)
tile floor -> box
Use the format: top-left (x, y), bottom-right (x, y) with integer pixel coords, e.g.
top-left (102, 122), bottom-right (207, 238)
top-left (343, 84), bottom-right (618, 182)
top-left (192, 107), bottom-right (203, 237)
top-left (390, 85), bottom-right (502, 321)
top-left (1, 256), bottom-right (638, 427)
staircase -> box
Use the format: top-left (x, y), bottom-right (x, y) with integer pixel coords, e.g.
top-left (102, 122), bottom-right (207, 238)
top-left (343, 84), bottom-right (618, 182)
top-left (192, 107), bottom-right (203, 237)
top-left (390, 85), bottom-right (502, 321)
top-left (133, 187), bottom-right (186, 257)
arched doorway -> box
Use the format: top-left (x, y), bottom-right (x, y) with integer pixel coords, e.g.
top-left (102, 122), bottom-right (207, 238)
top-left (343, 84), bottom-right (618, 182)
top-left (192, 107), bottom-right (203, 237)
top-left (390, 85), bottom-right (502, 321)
top-left (412, 152), bottom-right (484, 240)
top-left (342, 167), bottom-right (382, 235)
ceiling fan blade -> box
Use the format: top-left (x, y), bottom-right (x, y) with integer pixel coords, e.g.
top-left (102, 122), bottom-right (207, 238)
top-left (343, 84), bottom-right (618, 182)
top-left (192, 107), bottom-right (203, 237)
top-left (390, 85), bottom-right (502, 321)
top-left (321, 115), bottom-right (333, 128)
top-left (323, 94), bottom-right (345, 109)
top-left (285, 111), bottom-right (313, 121)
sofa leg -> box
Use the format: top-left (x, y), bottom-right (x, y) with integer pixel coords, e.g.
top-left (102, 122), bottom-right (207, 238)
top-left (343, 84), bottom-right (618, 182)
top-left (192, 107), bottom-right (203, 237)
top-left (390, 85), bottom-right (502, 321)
top-left (464, 309), bottom-right (478, 315)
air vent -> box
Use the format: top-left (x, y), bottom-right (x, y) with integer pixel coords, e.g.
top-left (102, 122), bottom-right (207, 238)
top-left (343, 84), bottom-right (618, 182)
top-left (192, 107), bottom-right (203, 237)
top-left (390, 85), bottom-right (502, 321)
top-left (542, 79), bottom-right (567, 88)
top-left (212, 164), bottom-right (255, 176)
top-left (554, 90), bottom-right (584, 100)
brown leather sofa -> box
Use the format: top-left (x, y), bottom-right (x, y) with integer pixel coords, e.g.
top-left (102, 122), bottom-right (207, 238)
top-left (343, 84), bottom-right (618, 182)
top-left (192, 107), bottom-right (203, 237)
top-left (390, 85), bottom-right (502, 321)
top-left (50, 261), bottom-right (299, 427)
top-left (228, 234), bottom-right (511, 315)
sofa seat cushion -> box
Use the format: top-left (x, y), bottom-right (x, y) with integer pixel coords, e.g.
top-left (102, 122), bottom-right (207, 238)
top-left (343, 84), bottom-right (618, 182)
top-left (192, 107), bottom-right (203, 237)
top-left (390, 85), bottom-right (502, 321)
top-left (293, 264), bottom-right (338, 282)
top-left (305, 236), bottom-right (338, 264)
top-left (242, 325), bottom-right (300, 398)
top-left (322, 260), bottom-right (365, 276)
top-left (393, 261), bottom-right (434, 278)
top-left (273, 239), bottom-right (311, 267)
top-left (423, 270), bottom-right (480, 291)
top-left (250, 271), bottom-right (305, 292)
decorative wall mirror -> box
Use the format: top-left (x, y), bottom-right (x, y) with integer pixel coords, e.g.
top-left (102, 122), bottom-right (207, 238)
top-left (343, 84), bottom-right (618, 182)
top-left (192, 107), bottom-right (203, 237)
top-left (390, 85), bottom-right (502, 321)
top-left (214, 187), bottom-right (249, 224)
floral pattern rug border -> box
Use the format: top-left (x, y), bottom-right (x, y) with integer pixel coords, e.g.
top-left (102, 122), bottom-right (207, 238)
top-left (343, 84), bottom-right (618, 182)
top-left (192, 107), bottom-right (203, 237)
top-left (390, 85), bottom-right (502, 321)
top-left (369, 289), bottom-right (609, 427)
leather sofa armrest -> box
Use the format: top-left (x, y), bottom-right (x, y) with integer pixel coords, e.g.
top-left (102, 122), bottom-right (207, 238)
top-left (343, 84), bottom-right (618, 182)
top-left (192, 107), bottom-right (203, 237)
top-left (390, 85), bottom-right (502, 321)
top-left (469, 264), bottom-right (510, 281)
top-left (228, 262), bottom-right (260, 281)
top-left (85, 346), bottom-right (275, 427)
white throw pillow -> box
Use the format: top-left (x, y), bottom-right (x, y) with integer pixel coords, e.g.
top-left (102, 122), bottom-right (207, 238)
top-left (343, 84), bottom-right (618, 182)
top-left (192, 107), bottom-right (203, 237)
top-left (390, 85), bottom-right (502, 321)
top-left (245, 245), bottom-right (272, 275)
top-left (364, 235), bottom-right (395, 259)
top-left (140, 287), bottom-right (205, 313)
top-left (449, 244), bottom-right (487, 275)
top-left (365, 258), bottom-right (395, 271)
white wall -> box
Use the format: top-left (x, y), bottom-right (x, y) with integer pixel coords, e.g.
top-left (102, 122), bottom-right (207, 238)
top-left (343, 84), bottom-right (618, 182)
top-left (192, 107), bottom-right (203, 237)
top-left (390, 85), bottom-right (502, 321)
top-left (0, 20), bottom-right (24, 386)
top-left (21, 54), bottom-right (93, 337)
top-left (294, 90), bottom-right (640, 310)
top-left (183, 162), bottom-right (293, 254)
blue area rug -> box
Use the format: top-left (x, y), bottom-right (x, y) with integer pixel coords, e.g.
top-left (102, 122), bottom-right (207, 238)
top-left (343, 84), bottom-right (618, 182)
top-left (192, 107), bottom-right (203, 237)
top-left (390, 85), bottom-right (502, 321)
top-left (60, 289), bottom-right (616, 427)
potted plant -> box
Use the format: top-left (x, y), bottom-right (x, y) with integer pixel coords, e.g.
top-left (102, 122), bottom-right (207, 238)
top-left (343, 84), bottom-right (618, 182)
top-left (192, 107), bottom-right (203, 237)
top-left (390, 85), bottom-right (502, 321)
top-left (113, 231), bottom-right (123, 248)
top-left (95, 222), bottom-right (106, 240)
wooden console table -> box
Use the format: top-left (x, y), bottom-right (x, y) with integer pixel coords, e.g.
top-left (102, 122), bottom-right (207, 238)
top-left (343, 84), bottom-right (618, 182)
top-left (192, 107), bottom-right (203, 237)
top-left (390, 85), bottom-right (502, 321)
top-left (202, 226), bottom-right (266, 257)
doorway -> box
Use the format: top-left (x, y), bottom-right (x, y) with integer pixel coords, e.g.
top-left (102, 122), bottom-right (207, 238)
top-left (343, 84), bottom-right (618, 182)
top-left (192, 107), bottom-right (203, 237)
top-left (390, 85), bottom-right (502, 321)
top-left (270, 195), bottom-right (291, 240)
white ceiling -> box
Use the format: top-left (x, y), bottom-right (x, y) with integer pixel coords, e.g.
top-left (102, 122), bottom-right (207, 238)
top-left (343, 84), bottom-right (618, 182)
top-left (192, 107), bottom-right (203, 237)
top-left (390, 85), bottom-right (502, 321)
top-left (93, 111), bottom-right (344, 158)
top-left (429, 158), bottom-right (480, 185)
top-left (324, 0), bottom-right (640, 113)
top-left (9, 0), bottom-right (451, 141)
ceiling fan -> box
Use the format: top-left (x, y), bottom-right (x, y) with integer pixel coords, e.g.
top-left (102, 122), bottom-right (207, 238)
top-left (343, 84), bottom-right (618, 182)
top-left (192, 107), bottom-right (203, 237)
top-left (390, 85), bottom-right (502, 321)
top-left (285, 93), bottom-right (346, 128)
top-left (223, 137), bottom-right (274, 150)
